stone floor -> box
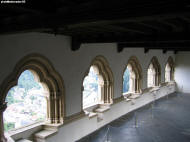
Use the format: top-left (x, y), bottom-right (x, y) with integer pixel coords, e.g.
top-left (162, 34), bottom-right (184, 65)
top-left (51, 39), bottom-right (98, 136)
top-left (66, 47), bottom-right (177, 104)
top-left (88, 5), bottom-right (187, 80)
top-left (77, 92), bottom-right (190, 142)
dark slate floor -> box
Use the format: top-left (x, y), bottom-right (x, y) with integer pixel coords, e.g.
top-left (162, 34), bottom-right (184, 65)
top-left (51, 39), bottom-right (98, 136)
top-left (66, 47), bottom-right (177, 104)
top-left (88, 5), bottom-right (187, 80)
top-left (77, 92), bottom-right (190, 142)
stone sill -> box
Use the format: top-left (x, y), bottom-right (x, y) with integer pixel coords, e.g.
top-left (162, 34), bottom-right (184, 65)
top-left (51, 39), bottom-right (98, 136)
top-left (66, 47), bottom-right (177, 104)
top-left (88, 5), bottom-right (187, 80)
top-left (94, 106), bottom-right (110, 113)
top-left (89, 112), bottom-right (98, 118)
top-left (84, 103), bottom-right (111, 118)
top-left (6, 121), bottom-right (64, 141)
top-left (149, 86), bottom-right (160, 93)
top-left (17, 139), bottom-right (32, 142)
top-left (6, 121), bottom-right (44, 137)
top-left (128, 94), bottom-right (140, 99)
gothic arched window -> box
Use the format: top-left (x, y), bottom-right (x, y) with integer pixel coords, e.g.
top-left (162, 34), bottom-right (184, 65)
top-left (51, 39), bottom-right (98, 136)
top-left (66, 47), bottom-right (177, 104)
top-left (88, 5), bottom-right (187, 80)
top-left (123, 56), bottom-right (142, 95)
top-left (165, 57), bottom-right (175, 82)
top-left (147, 57), bottom-right (161, 87)
top-left (82, 56), bottom-right (114, 110)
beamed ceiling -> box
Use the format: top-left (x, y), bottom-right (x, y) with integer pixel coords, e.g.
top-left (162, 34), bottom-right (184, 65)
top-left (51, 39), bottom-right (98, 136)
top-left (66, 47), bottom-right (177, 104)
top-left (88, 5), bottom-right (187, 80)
top-left (0, 0), bottom-right (190, 53)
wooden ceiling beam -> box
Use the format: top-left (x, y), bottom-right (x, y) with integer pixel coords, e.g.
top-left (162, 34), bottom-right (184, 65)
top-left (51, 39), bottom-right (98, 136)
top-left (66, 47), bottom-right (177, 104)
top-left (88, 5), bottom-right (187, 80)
top-left (65, 6), bottom-right (190, 28)
top-left (137, 22), bottom-right (168, 32)
top-left (117, 41), bottom-right (190, 53)
top-left (77, 32), bottom-right (190, 43)
top-left (97, 25), bottom-right (147, 35)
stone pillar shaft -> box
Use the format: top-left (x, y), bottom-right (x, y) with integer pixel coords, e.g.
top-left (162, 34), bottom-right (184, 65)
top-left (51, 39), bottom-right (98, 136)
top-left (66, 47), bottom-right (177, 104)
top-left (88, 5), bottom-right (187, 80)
top-left (0, 103), bottom-right (7, 142)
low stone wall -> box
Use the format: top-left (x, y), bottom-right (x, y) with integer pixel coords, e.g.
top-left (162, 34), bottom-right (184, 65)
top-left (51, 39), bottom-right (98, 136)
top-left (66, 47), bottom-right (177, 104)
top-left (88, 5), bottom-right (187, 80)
top-left (45, 83), bottom-right (176, 142)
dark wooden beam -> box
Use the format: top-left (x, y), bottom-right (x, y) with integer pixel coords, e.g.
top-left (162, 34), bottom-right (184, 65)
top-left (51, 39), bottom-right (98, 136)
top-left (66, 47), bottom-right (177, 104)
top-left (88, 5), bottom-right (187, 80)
top-left (144, 48), bottom-right (149, 53)
top-left (163, 49), bottom-right (167, 54)
top-left (98, 25), bottom-right (147, 35)
top-left (158, 19), bottom-right (180, 32)
top-left (117, 43), bottom-right (124, 53)
top-left (71, 37), bottom-right (81, 51)
top-left (65, 3), bottom-right (190, 28)
top-left (0, 5), bottom-right (44, 15)
top-left (116, 41), bottom-right (190, 48)
top-left (137, 22), bottom-right (166, 32)
top-left (77, 32), bottom-right (190, 44)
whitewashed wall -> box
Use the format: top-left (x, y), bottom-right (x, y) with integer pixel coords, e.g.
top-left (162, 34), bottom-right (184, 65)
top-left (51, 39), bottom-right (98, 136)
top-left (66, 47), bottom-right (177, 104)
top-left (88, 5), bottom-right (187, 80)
top-left (0, 33), bottom-right (175, 116)
top-left (175, 52), bottom-right (190, 93)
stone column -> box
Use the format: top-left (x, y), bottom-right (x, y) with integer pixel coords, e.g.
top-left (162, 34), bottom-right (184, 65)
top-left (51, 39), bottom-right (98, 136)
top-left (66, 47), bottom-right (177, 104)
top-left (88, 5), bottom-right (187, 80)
top-left (0, 103), bottom-right (7, 142)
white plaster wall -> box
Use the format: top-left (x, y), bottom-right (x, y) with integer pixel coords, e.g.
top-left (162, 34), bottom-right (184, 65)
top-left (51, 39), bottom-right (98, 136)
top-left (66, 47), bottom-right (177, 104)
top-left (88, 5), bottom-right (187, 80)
top-left (175, 52), bottom-right (190, 93)
top-left (0, 33), bottom-right (174, 117)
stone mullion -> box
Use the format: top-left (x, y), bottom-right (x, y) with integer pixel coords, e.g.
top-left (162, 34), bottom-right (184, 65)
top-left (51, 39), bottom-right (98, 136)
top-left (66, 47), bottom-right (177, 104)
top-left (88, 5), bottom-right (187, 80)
top-left (171, 69), bottom-right (174, 81)
top-left (137, 79), bottom-right (140, 92)
top-left (156, 72), bottom-right (158, 86)
top-left (154, 71), bottom-right (157, 86)
top-left (0, 103), bottom-right (7, 142)
top-left (135, 79), bottom-right (138, 93)
top-left (55, 92), bottom-right (60, 123)
top-left (106, 83), bottom-right (110, 103)
top-left (50, 93), bottom-right (55, 123)
top-left (46, 96), bottom-right (50, 123)
top-left (54, 93), bottom-right (58, 123)
top-left (109, 84), bottom-right (112, 103)
top-left (59, 96), bottom-right (63, 122)
top-left (100, 85), bottom-right (104, 103)
top-left (104, 82), bottom-right (108, 103)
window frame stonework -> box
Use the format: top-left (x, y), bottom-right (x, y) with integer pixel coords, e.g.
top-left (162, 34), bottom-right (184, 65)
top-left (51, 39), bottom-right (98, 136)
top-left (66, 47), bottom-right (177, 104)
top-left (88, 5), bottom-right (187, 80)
top-left (0, 53), bottom-right (65, 141)
top-left (82, 55), bottom-right (114, 110)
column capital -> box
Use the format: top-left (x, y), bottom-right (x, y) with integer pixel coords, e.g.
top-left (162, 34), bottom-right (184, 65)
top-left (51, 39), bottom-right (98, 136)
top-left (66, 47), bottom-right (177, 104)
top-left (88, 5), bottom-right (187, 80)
top-left (0, 103), bottom-right (7, 113)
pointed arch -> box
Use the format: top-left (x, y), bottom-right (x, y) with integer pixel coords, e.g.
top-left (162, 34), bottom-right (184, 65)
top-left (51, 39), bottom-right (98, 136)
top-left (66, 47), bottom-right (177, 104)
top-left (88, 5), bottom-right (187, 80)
top-left (165, 56), bottom-right (175, 82)
top-left (82, 55), bottom-right (114, 109)
top-left (147, 56), bottom-right (161, 87)
top-left (123, 56), bottom-right (142, 94)
top-left (0, 53), bottom-right (65, 124)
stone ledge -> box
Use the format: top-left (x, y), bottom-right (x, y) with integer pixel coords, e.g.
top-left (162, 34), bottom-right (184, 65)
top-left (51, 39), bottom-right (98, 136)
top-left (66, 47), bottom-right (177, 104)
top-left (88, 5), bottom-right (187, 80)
top-left (128, 94), bottom-right (140, 99)
top-left (43, 123), bottom-right (63, 131)
top-left (16, 139), bottom-right (33, 142)
top-left (94, 107), bottom-right (110, 113)
top-left (125, 98), bottom-right (132, 102)
top-left (89, 112), bottom-right (98, 118)
top-left (64, 111), bottom-right (86, 124)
